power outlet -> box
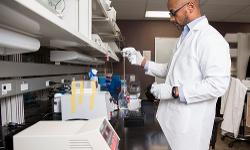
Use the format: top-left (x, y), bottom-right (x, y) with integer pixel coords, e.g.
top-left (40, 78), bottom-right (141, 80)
top-left (2, 83), bottom-right (12, 95)
top-left (46, 80), bottom-right (50, 87)
top-left (21, 83), bottom-right (29, 91)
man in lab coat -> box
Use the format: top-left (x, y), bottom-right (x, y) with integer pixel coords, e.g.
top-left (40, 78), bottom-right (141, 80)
top-left (122, 0), bottom-right (231, 149)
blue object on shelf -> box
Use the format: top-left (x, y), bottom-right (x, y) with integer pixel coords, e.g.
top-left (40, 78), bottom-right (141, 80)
top-left (98, 74), bottom-right (121, 101)
top-left (109, 75), bottom-right (121, 101)
top-left (98, 76), bottom-right (108, 91)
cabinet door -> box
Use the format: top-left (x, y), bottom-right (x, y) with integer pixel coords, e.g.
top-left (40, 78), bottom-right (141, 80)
top-left (79, 0), bottom-right (92, 39)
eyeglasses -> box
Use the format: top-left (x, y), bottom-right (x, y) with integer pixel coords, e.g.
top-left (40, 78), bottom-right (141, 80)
top-left (169, 2), bottom-right (190, 17)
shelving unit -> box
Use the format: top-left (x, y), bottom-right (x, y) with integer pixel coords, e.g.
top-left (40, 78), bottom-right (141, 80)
top-left (0, 0), bottom-right (119, 61)
top-left (0, 0), bottom-right (123, 133)
top-left (0, 0), bottom-right (124, 101)
top-left (92, 19), bottom-right (121, 41)
top-left (224, 33), bottom-right (250, 80)
top-left (92, 0), bottom-right (123, 49)
top-left (0, 0), bottom-right (124, 100)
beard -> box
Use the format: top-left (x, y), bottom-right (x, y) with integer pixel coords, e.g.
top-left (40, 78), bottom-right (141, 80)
top-left (174, 13), bottom-right (189, 31)
top-left (174, 23), bottom-right (184, 31)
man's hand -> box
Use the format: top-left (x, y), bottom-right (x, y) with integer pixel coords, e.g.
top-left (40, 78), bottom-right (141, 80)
top-left (150, 83), bottom-right (173, 100)
top-left (122, 47), bottom-right (144, 66)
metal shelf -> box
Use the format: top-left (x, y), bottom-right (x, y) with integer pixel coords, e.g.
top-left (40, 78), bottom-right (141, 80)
top-left (92, 0), bottom-right (122, 42)
top-left (230, 48), bottom-right (238, 58)
top-left (225, 33), bottom-right (238, 43)
top-left (0, 61), bottom-right (85, 78)
top-left (0, 75), bottom-right (82, 98)
top-left (92, 0), bottom-right (110, 19)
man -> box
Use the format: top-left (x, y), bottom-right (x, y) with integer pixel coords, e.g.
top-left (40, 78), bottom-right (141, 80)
top-left (122, 0), bottom-right (231, 149)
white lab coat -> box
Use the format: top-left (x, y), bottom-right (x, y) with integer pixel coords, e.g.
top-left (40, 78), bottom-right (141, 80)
top-left (220, 78), bottom-right (247, 138)
top-left (146, 17), bottom-right (231, 150)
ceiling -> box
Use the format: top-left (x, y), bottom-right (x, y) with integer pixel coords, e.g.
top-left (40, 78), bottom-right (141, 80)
top-left (110, 0), bottom-right (250, 23)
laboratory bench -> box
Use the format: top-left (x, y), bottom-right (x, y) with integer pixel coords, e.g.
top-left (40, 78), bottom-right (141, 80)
top-left (0, 99), bottom-right (165, 150)
top-left (0, 99), bottom-right (224, 150)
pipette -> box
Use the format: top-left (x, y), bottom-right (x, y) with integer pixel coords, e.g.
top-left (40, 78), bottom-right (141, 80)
top-left (122, 51), bottom-right (126, 95)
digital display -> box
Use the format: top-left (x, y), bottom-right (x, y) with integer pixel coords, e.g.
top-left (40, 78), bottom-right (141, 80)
top-left (100, 120), bottom-right (119, 150)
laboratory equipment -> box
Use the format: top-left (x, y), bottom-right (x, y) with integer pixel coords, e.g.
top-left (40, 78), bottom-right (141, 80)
top-left (89, 68), bottom-right (98, 82)
top-left (124, 110), bottom-right (144, 127)
top-left (49, 80), bottom-right (71, 113)
top-left (52, 80), bottom-right (116, 120)
top-left (119, 50), bottom-right (141, 110)
top-left (118, 81), bottom-right (129, 109)
top-left (117, 51), bottom-right (130, 110)
top-left (61, 91), bottom-right (114, 120)
top-left (14, 117), bottom-right (120, 150)
top-left (53, 93), bottom-right (62, 113)
top-left (127, 79), bottom-right (141, 110)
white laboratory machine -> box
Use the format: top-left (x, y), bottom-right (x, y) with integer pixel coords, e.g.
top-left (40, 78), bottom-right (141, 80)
top-left (14, 117), bottom-right (119, 150)
top-left (61, 91), bottom-right (115, 120)
top-left (53, 80), bottom-right (117, 120)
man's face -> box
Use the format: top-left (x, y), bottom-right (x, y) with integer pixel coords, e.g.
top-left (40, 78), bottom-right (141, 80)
top-left (168, 0), bottom-right (189, 30)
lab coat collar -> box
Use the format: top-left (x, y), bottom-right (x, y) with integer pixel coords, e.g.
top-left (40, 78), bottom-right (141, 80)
top-left (176, 16), bottom-right (208, 49)
top-left (192, 16), bottom-right (209, 31)
top-left (186, 16), bottom-right (205, 31)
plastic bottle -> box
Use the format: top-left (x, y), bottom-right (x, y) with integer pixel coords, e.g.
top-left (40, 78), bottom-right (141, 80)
top-left (118, 80), bottom-right (129, 109)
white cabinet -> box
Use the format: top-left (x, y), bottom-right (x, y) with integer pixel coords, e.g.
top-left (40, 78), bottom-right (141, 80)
top-left (0, 0), bottom-right (120, 62)
top-left (79, 0), bottom-right (92, 39)
top-left (225, 33), bottom-right (250, 80)
top-left (36, 0), bottom-right (90, 38)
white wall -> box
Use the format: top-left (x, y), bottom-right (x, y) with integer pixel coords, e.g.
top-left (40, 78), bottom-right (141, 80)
top-left (155, 37), bottom-right (178, 83)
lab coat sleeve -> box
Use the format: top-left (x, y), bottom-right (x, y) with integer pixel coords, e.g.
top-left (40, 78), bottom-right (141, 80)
top-left (183, 35), bottom-right (231, 104)
top-left (145, 61), bottom-right (168, 78)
